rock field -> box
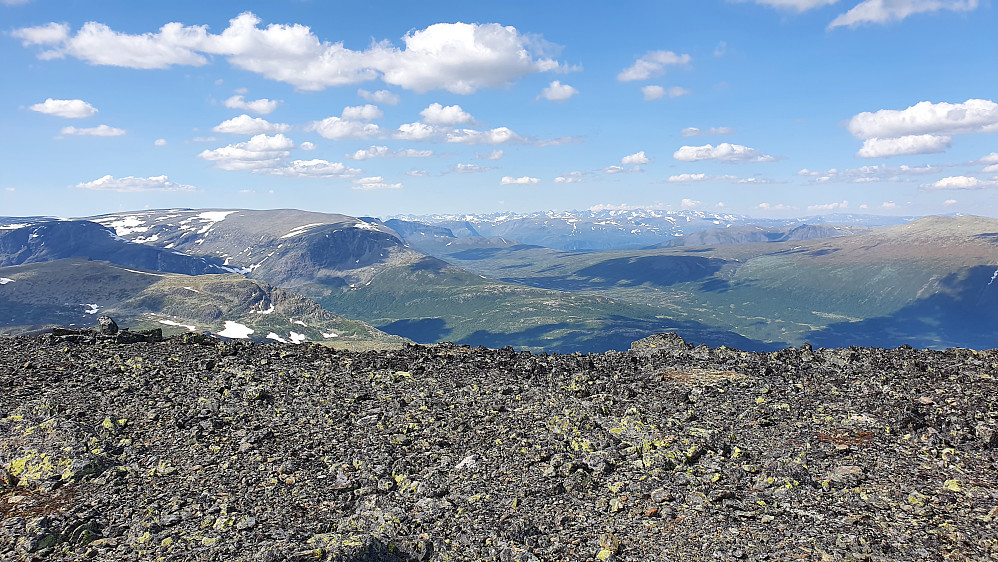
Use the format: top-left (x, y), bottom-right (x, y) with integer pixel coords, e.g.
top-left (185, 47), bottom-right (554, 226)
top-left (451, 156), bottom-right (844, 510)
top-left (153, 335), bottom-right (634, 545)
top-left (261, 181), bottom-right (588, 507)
top-left (1, 331), bottom-right (996, 561)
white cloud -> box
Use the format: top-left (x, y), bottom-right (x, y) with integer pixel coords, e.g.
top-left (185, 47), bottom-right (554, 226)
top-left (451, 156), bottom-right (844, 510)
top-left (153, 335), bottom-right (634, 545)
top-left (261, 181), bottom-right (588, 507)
top-left (681, 126), bottom-right (734, 137)
top-left (680, 198), bottom-right (701, 209)
top-left (540, 80), bottom-right (578, 101)
top-left (757, 202), bottom-right (795, 211)
top-left (674, 143), bottom-right (776, 162)
top-left (856, 134), bottom-right (952, 158)
top-left (300, 141), bottom-right (316, 150)
top-left (341, 104), bottom-right (383, 120)
top-left (714, 42), bottom-right (727, 57)
top-left (213, 114), bottom-right (291, 135)
top-left (943, 199), bottom-right (958, 205)
top-left (154, 138), bottom-right (167, 146)
top-left (358, 89), bottom-right (400, 105)
top-left (667, 173), bottom-right (741, 183)
top-left (984, 164), bottom-right (998, 173)
top-left (978, 152), bottom-right (998, 164)
top-left (29, 98), bottom-right (96, 118)
top-left (197, 133), bottom-right (294, 171)
top-left (829, 0), bottom-right (979, 28)
top-left (807, 200), bottom-right (849, 211)
top-left (621, 151), bottom-right (650, 165)
top-left (477, 150), bottom-right (504, 160)
top-left (501, 176), bottom-right (540, 185)
top-left (15, 15), bottom-right (569, 93)
top-left (446, 126), bottom-right (523, 145)
top-left (847, 99), bottom-right (998, 139)
top-left (347, 145), bottom-right (432, 160)
top-left (453, 163), bottom-right (491, 174)
top-left (74, 174), bottom-right (197, 192)
top-left (922, 175), bottom-right (997, 190)
top-left (60, 125), bottom-right (125, 136)
top-left (554, 171), bottom-right (585, 183)
top-left (405, 169), bottom-right (429, 177)
top-left (744, 0), bottom-right (839, 11)
top-left (393, 122), bottom-right (439, 141)
top-left (223, 95), bottom-right (278, 115)
top-left (2, 0), bottom-right (33, 6)
top-left (352, 176), bottom-right (402, 190)
top-left (420, 103), bottom-right (474, 125)
top-left (799, 163), bottom-right (944, 183)
top-left (641, 85), bottom-right (690, 100)
top-left (268, 159), bottom-right (361, 178)
top-left (308, 116), bottom-right (381, 140)
top-left (618, 50), bottom-right (691, 81)
top-left (882, 201), bottom-right (897, 208)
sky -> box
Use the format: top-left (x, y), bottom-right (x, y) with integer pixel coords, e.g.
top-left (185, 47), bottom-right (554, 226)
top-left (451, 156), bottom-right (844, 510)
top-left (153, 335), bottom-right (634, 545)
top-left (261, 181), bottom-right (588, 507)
top-left (1, 0), bottom-right (996, 220)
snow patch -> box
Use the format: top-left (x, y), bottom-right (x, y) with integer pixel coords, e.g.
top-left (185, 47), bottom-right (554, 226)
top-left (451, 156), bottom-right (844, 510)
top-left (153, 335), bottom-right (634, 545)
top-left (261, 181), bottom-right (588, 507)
top-left (82, 304), bottom-right (99, 315)
top-left (289, 331), bottom-right (307, 344)
top-left (281, 223), bottom-right (326, 239)
top-left (989, 268), bottom-right (998, 287)
top-left (292, 320), bottom-right (308, 327)
top-left (353, 221), bottom-right (382, 232)
top-left (217, 321), bottom-right (254, 339)
top-left (183, 286), bottom-right (201, 294)
top-left (0, 277), bottom-right (14, 285)
top-left (159, 320), bottom-right (197, 332)
top-left (0, 223), bottom-right (29, 230)
top-left (252, 303), bottom-right (275, 315)
top-left (102, 216), bottom-right (149, 236)
top-left (322, 332), bottom-right (339, 338)
top-left (266, 332), bottom-right (288, 343)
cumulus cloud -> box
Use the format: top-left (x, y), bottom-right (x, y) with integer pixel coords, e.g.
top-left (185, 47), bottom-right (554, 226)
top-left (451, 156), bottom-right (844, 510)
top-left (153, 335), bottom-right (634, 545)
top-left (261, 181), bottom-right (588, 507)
top-left (393, 122), bottom-right (439, 141)
top-left (405, 169), bottom-right (429, 177)
top-left (666, 173), bottom-right (740, 183)
top-left (477, 150), bottom-right (504, 160)
top-left (341, 104), bottom-right (383, 121)
top-left (621, 151), bottom-right (650, 165)
top-left (922, 175), bottom-right (997, 190)
top-left (420, 103), bottom-right (474, 125)
top-left (847, 99), bottom-right (998, 139)
top-left (681, 126), bottom-right (735, 137)
top-left (540, 80), bottom-right (578, 101)
top-left (680, 198), bottom-right (701, 209)
top-left (943, 199), bottom-right (958, 205)
top-left (446, 126), bottom-right (524, 145)
top-left (154, 138), bottom-right (167, 146)
top-left (856, 134), bottom-right (952, 158)
top-left (352, 176), bottom-right (402, 190)
top-left (59, 125), bottom-right (124, 136)
top-left (29, 98), bottom-right (97, 118)
top-left (501, 176), bottom-right (540, 185)
top-left (74, 174), bottom-right (197, 192)
top-left (223, 94), bottom-right (278, 114)
top-left (197, 133), bottom-right (294, 171)
top-left (358, 89), bottom-right (400, 105)
top-left (554, 171), bottom-right (585, 183)
top-left (882, 201), bottom-right (897, 208)
top-left (347, 145), bottom-right (433, 160)
top-left (641, 85), bottom-right (690, 100)
top-left (268, 159), bottom-right (361, 178)
top-left (299, 141), bottom-right (316, 150)
top-left (618, 50), bottom-right (691, 81)
top-left (673, 143), bottom-right (776, 162)
top-left (807, 200), bottom-right (849, 211)
top-left (757, 202), bottom-right (795, 211)
top-left (744, 0), bottom-right (839, 11)
top-left (15, 14), bottom-right (569, 94)
top-left (829, 0), bottom-right (979, 28)
top-left (213, 114), bottom-right (291, 135)
top-left (308, 116), bottom-right (381, 140)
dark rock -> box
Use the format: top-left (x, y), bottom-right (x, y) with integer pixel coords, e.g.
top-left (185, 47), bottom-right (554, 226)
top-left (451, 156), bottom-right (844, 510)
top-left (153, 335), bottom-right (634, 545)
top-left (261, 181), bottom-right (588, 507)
top-left (97, 315), bottom-right (119, 336)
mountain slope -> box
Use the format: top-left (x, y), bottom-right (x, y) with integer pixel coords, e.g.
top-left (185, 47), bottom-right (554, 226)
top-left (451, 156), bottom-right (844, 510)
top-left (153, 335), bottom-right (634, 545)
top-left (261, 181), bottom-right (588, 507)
top-left (0, 258), bottom-right (406, 349)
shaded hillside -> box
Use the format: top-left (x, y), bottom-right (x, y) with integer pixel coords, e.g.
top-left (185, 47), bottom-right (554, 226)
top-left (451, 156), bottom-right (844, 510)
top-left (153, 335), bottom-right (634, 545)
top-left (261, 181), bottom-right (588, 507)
top-left (0, 259), bottom-right (405, 349)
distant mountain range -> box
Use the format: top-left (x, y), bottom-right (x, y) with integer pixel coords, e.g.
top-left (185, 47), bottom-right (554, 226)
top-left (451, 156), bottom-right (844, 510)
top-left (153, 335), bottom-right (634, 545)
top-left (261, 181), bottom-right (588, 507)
top-left (388, 209), bottom-right (912, 251)
top-left (1, 208), bottom-right (995, 352)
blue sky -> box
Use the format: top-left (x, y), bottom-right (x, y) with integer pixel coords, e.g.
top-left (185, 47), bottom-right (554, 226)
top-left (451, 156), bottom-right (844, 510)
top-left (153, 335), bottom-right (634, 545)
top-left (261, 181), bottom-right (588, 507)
top-left (2, 0), bottom-right (996, 219)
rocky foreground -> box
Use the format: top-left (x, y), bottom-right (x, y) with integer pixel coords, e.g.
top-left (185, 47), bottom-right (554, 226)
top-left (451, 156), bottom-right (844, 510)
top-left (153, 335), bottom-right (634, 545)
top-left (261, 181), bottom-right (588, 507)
top-left (1, 333), bottom-right (996, 561)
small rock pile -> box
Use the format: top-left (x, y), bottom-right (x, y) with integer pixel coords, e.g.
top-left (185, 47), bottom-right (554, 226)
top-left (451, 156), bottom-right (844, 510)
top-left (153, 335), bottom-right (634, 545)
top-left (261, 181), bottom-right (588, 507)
top-left (1, 332), bottom-right (996, 561)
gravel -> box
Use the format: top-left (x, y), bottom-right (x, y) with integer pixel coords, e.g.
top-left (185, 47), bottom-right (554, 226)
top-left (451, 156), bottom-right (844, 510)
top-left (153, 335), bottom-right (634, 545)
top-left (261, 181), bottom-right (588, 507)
top-left (1, 331), bottom-right (996, 561)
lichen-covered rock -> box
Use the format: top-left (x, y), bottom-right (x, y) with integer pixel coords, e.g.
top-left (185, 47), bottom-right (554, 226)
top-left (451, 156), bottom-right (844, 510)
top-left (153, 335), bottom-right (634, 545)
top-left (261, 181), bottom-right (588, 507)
top-left (1, 334), bottom-right (996, 560)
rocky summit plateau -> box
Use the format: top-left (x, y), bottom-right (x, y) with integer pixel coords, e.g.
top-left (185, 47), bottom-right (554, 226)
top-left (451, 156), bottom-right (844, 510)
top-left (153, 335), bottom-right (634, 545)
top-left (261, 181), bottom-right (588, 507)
top-left (1, 330), bottom-right (996, 561)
